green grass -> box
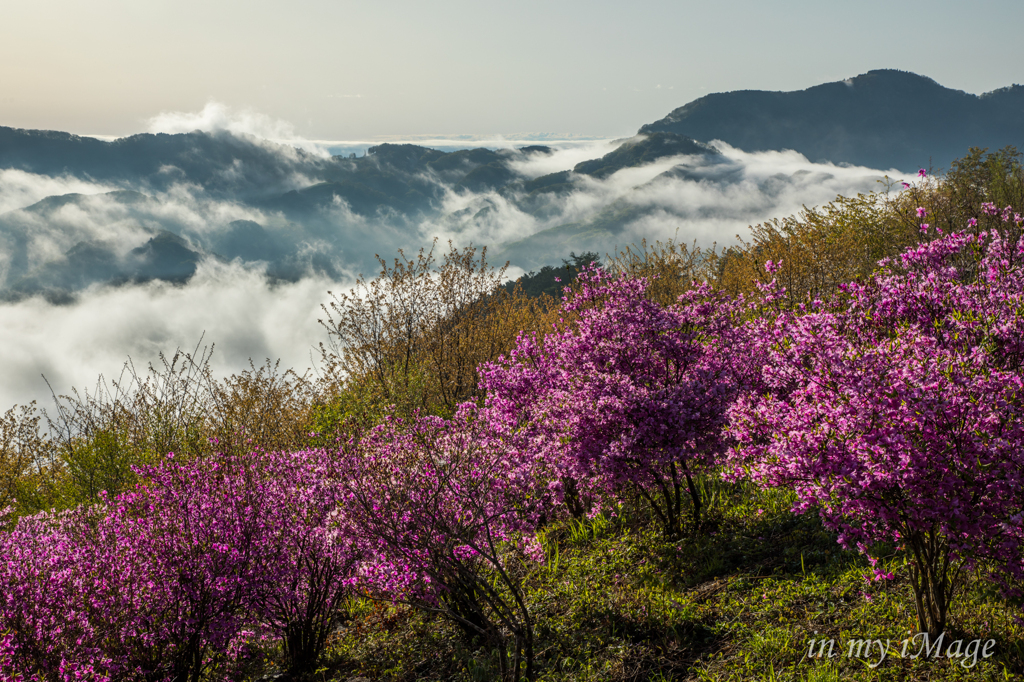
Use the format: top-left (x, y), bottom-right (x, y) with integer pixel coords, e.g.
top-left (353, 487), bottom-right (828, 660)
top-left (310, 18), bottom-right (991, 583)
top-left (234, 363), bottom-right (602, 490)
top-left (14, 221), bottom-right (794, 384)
top-left (261, 481), bottom-right (1024, 681)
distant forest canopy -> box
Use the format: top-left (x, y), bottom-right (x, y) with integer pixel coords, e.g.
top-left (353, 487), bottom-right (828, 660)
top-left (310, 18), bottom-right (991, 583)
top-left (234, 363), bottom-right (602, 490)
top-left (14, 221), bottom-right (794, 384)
top-left (502, 252), bottom-right (602, 299)
top-left (0, 69), bottom-right (1020, 299)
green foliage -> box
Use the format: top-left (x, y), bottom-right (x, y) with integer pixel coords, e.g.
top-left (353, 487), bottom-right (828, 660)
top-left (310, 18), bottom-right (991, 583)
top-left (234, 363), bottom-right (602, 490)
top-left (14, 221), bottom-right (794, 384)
top-left (317, 240), bottom-right (559, 434)
top-left (310, 483), bottom-right (1024, 681)
top-left (707, 190), bottom-right (916, 306)
top-left (54, 427), bottom-right (147, 507)
top-left (943, 146), bottom-right (1024, 227)
top-left (605, 238), bottom-right (709, 307)
top-left (503, 252), bottom-right (601, 299)
top-left (0, 402), bottom-right (58, 515)
top-left (6, 347), bottom-right (322, 514)
top-left (308, 362), bottom-right (430, 443)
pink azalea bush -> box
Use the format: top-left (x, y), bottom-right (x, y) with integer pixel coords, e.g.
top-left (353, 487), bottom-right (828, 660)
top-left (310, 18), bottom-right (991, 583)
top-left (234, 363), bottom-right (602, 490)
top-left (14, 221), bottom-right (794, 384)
top-left (480, 267), bottom-right (752, 537)
top-left (338, 405), bottom-right (546, 682)
top-left (254, 449), bottom-right (361, 677)
top-left (1, 456), bottom-right (275, 682)
top-left (0, 504), bottom-right (121, 682)
top-left (0, 450), bottom-right (361, 682)
top-left (729, 224), bottom-right (1024, 636)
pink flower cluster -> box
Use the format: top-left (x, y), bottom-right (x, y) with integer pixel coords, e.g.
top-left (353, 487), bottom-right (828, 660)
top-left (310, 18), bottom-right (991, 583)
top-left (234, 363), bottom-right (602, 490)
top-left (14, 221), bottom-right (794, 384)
top-left (337, 405), bottom-right (546, 680)
top-left (0, 450), bottom-right (360, 681)
top-left (729, 223), bottom-right (1024, 631)
top-left (480, 267), bottom-right (757, 536)
top-left (982, 202), bottom-right (1023, 224)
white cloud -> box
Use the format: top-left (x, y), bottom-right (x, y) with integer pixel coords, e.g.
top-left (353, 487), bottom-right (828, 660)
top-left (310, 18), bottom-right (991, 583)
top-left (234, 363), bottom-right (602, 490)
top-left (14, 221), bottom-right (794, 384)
top-left (711, 141), bottom-right (909, 180)
top-left (0, 259), bottom-right (346, 410)
top-left (505, 139), bottom-right (621, 179)
top-left (0, 170), bottom-right (117, 215)
top-left (421, 189), bottom-right (540, 249)
top-left (0, 183), bottom-right (281, 287)
top-left (607, 144), bottom-right (903, 248)
top-left (147, 101), bottom-right (331, 157)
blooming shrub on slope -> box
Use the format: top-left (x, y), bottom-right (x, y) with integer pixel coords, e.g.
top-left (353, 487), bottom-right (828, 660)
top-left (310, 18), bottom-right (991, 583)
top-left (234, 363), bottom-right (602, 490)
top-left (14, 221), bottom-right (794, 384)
top-left (0, 449), bottom-right (360, 682)
top-left (339, 405), bottom-right (546, 682)
top-left (730, 225), bottom-right (1024, 637)
top-left (480, 268), bottom-right (753, 538)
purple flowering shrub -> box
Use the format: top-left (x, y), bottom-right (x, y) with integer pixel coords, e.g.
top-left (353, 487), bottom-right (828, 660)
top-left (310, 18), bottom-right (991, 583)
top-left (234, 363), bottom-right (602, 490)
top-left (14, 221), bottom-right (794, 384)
top-left (480, 267), bottom-right (752, 538)
top-left (730, 224), bottom-right (1024, 637)
top-left (0, 449), bottom-right (361, 682)
top-left (0, 504), bottom-right (122, 682)
top-left (254, 450), bottom-right (361, 677)
top-left (338, 405), bottom-right (546, 682)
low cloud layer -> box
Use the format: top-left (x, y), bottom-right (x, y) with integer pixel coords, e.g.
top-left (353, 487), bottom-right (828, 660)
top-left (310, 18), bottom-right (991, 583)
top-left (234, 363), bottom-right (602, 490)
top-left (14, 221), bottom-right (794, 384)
top-left (0, 170), bottom-right (118, 216)
top-left (618, 142), bottom-right (902, 246)
top-left (0, 260), bottom-right (342, 411)
top-left (147, 101), bottom-right (331, 157)
top-left (421, 140), bottom-right (906, 268)
top-left (0, 126), bottom-right (914, 409)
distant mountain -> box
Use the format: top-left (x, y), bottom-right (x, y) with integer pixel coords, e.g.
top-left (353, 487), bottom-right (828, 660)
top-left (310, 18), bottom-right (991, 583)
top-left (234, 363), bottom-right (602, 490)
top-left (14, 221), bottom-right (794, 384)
top-left (639, 69), bottom-right (1024, 172)
top-left (0, 127), bottom-right (544, 209)
top-left (572, 133), bottom-right (717, 179)
top-left (2, 69), bottom-right (1017, 294)
top-left (0, 127), bottom-right (328, 199)
top-left (0, 191), bottom-right (205, 300)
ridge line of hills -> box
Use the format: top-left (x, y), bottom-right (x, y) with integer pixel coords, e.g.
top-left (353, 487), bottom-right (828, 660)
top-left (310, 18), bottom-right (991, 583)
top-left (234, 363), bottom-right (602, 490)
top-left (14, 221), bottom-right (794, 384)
top-left (0, 68), bottom-right (1020, 297)
top-left (640, 68), bottom-right (1024, 171)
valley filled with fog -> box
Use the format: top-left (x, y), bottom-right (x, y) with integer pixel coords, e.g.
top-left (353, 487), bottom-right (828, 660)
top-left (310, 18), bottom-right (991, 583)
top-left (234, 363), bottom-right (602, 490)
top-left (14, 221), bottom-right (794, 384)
top-left (0, 105), bottom-right (913, 410)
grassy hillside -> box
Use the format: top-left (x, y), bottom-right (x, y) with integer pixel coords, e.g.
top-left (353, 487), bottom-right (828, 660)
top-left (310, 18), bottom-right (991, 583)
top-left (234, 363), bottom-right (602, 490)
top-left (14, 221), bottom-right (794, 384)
top-left (316, 487), bottom-right (1024, 681)
top-left (3, 147), bottom-right (1024, 681)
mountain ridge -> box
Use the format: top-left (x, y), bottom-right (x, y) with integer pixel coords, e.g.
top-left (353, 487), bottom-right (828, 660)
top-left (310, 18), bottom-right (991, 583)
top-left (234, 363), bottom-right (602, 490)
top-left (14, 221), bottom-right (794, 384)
top-left (639, 69), bottom-right (1024, 171)
top-left (1, 68), bottom-right (1021, 292)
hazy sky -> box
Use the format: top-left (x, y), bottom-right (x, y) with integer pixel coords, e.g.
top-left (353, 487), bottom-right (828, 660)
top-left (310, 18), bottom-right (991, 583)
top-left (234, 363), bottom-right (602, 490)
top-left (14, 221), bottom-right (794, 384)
top-left (2, 0), bottom-right (1023, 140)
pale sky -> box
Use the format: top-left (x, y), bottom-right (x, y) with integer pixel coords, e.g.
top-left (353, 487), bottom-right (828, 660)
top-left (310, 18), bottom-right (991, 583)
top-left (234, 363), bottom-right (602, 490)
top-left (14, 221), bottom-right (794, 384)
top-left (2, 0), bottom-right (1023, 140)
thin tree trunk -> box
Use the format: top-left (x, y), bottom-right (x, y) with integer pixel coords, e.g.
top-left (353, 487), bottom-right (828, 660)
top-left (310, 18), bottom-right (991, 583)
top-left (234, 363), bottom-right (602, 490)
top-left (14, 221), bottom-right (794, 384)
top-left (678, 459), bottom-right (701, 533)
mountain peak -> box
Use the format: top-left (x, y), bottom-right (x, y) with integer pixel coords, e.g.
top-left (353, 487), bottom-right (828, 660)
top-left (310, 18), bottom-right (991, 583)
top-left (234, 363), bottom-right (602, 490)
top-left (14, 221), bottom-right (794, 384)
top-left (639, 70), bottom-right (1022, 171)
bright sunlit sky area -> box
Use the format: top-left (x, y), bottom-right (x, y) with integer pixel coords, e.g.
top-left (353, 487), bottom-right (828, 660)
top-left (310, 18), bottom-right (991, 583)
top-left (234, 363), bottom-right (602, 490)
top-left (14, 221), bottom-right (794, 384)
top-left (2, 0), bottom-right (1023, 141)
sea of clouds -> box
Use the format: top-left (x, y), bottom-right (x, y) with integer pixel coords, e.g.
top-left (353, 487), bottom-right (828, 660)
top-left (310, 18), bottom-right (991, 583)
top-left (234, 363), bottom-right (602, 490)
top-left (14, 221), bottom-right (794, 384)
top-left (0, 104), bottom-right (915, 411)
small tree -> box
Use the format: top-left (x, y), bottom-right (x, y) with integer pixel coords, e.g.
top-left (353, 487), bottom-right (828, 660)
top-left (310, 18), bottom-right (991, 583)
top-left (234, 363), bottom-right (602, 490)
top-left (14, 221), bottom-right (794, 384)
top-left (317, 240), bottom-right (556, 425)
top-left (339, 405), bottom-right (545, 682)
top-left (0, 403), bottom-right (57, 514)
top-left (256, 449), bottom-right (361, 677)
top-left (480, 267), bottom-right (750, 537)
top-left (730, 226), bottom-right (1024, 637)
top-left (105, 455), bottom-right (276, 682)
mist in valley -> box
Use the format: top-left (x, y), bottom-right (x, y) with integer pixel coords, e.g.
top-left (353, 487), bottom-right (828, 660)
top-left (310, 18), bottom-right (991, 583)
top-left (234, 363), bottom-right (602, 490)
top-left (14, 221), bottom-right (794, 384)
top-left (0, 104), bottom-right (913, 410)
